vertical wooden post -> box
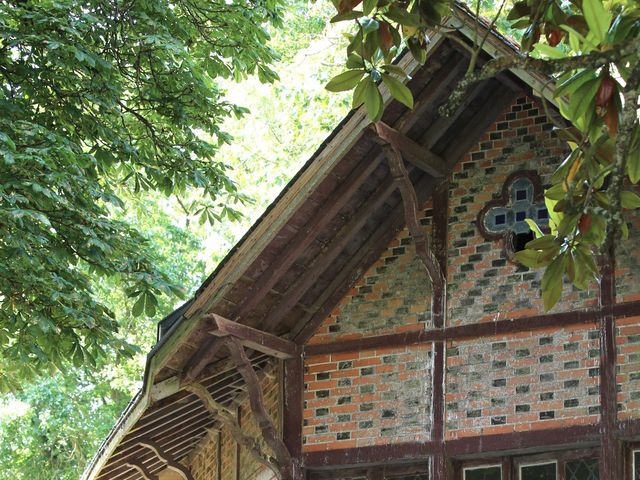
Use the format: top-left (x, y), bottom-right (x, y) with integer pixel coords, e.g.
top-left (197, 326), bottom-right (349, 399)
top-left (598, 251), bottom-right (621, 479)
top-left (235, 406), bottom-right (241, 480)
top-left (283, 347), bottom-right (304, 480)
top-left (431, 181), bottom-right (448, 480)
top-left (217, 430), bottom-right (222, 480)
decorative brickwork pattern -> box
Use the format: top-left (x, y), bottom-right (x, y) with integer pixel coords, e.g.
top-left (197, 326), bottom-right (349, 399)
top-left (303, 345), bottom-right (432, 451)
top-left (308, 205), bottom-right (433, 345)
top-left (187, 364), bottom-right (281, 480)
top-left (616, 212), bottom-right (640, 303)
top-left (447, 96), bottom-right (598, 326)
top-left (445, 325), bottom-right (601, 439)
top-left (616, 315), bottom-right (640, 420)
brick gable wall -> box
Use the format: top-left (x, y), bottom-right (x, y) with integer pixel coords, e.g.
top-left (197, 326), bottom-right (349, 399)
top-left (302, 94), bottom-right (637, 456)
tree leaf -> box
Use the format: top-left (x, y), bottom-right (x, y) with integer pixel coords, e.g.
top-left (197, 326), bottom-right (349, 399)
top-left (621, 190), bottom-right (640, 209)
top-left (325, 70), bottom-right (365, 92)
top-left (582, 0), bottom-right (611, 44)
top-left (352, 77), bottom-right (370, 108)
top-left (381, 74), bottom-right (413, 109)
top-left (363, 79), bottom-right (383, 121)
top-left (541, 254), bottom-right (566, 311)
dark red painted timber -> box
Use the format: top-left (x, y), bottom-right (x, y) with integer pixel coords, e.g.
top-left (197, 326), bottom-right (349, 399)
top-left (445, 424), bottom-right (601, 457)
top-left (302, 303), bottom-right (640, 356)
top-left (598, 252), bottom-right (621, 480)
top-left (303, 441), bottom-right (437, 469)
top-left (283, 354), bottom-right (304, 479)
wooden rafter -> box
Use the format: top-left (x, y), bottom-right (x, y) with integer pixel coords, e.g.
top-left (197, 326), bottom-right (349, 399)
top-left (205, 314), bottom-right (297, 359)
top-left (372, 122), bottom-right (446, 178)
top-left (261, 175), bottom-right (399, 332)
top-left (232, 153), bottom-right (385, 321)
top-left (125, 461), bottom-right (159, 480)
top-left (293, 173), bottom-right (439, 343)
top-left (225, 338), bottom-right (293, 476)
top-left (184, 382), bottom-right (282, 479)
top-left (180, 337), bottom-right (226, 386)
top-left (138, 439), bottom-right (194, 480)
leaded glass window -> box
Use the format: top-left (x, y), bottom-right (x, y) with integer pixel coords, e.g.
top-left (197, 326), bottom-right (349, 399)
top-left (565, 458), bottom-right (598, 480)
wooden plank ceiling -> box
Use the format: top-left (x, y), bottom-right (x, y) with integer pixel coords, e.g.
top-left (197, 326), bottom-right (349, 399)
top-left (94, 35), bottom-right (526, 480)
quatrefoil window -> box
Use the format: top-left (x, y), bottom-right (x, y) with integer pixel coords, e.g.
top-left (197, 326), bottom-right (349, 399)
top-left (477, 171), bottom-right (548, 260)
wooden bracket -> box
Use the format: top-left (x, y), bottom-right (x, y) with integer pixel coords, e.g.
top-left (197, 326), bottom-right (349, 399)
top-left (226, 338), bottom-right (294, 475)
top-left (126, 460), bottom-right (159, 480)
top-left (383, 144), bottom-right (445, 295)
top-left (181, 336), bottom-right (227, 386)
top-left (373, 121), bottom-right (446, 178)
top-left (185, 381), bottom-right (284, 479)
top-left (138, 438), bottom-right (195, 480)
top-left (204, 313), bottom-right (297, 360)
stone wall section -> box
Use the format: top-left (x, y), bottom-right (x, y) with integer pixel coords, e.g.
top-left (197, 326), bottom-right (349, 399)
top-left (445, 325), bottom-right (601, 439)
top-left (303, 345), bottom-right (432, 451)
top-left (447, 95), bottom-right (598, 325)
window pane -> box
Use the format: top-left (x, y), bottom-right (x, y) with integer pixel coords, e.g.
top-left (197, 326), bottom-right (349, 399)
top-left (521, 463), bottom-right (556, 480)
top-left (565, 458), bottom-right (598, 480)
top-left (465, 466), bottom-right (501, 480)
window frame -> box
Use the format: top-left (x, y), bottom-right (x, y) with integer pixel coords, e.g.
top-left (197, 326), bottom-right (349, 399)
top-left (463, 463), bottom-right (503, 480)
top-left (518, 459), bottom-right (558, 480)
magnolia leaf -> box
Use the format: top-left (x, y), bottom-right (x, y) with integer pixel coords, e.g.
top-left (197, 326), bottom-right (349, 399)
top-left (381, 73), bottom-right (413, 109)
top-left (541, 254), bottom-right (566, 311)
top-left (352, 77), bottom-right (370, 108)
top-left (582, 0), bottom-right (611, 44)
top-left (363, 79), bottom-right (383, 121)
top-left (627, 147), bottom-right (640, 183)
top-left (325, 70), bottom-right (365, 92)
top-left (621, 190), bottom-right (640, 209)
top-left (525, 219), bottom-right (544, 239)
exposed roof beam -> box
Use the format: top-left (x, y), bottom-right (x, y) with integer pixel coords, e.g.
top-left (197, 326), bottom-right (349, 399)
top-left (205, 313), bottom-right (297, 359)
top-left (373, 122), bottom-right (446, 177)
top-left (180, 337), bottom-right (227, 386)
top-left (228, 51), bottom-right (467, 327)
top-left (232, 153), bottom-right (385, 321)
top-left (260, 174), bottom-right (400, 332)
top-left (293, 173), bottom-right (439, 343)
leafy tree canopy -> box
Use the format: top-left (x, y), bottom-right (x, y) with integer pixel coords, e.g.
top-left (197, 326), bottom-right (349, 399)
top-left (326, 0), bottom-right (640, 311)
top-left (0, 0), bottom-right (285, 391)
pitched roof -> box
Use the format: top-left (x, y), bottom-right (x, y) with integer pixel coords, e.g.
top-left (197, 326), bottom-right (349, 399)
top-left (82, 6), bottom-right (556, 480)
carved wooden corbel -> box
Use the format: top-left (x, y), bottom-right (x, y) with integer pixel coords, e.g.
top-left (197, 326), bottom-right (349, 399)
top-left (138, 438), bottom-right (195, 480)
top-left (378, 140), bottom-right (447, 327)
top-left (126, 460), bottom-right (159, 480)
top-left (185, 381), bottom-right (283, 479)
top-left (225, 338), bottom-right (293, 473)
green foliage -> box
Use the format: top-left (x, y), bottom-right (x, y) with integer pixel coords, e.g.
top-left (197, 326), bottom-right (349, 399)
top-left (329, 0), bottom-right (640, 311)
top-left (0, 0), bottom-right (284, 389)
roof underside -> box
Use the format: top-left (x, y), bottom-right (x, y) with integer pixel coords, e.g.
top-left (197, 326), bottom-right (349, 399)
top-left (92, 30), bottom-right (536, 480)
